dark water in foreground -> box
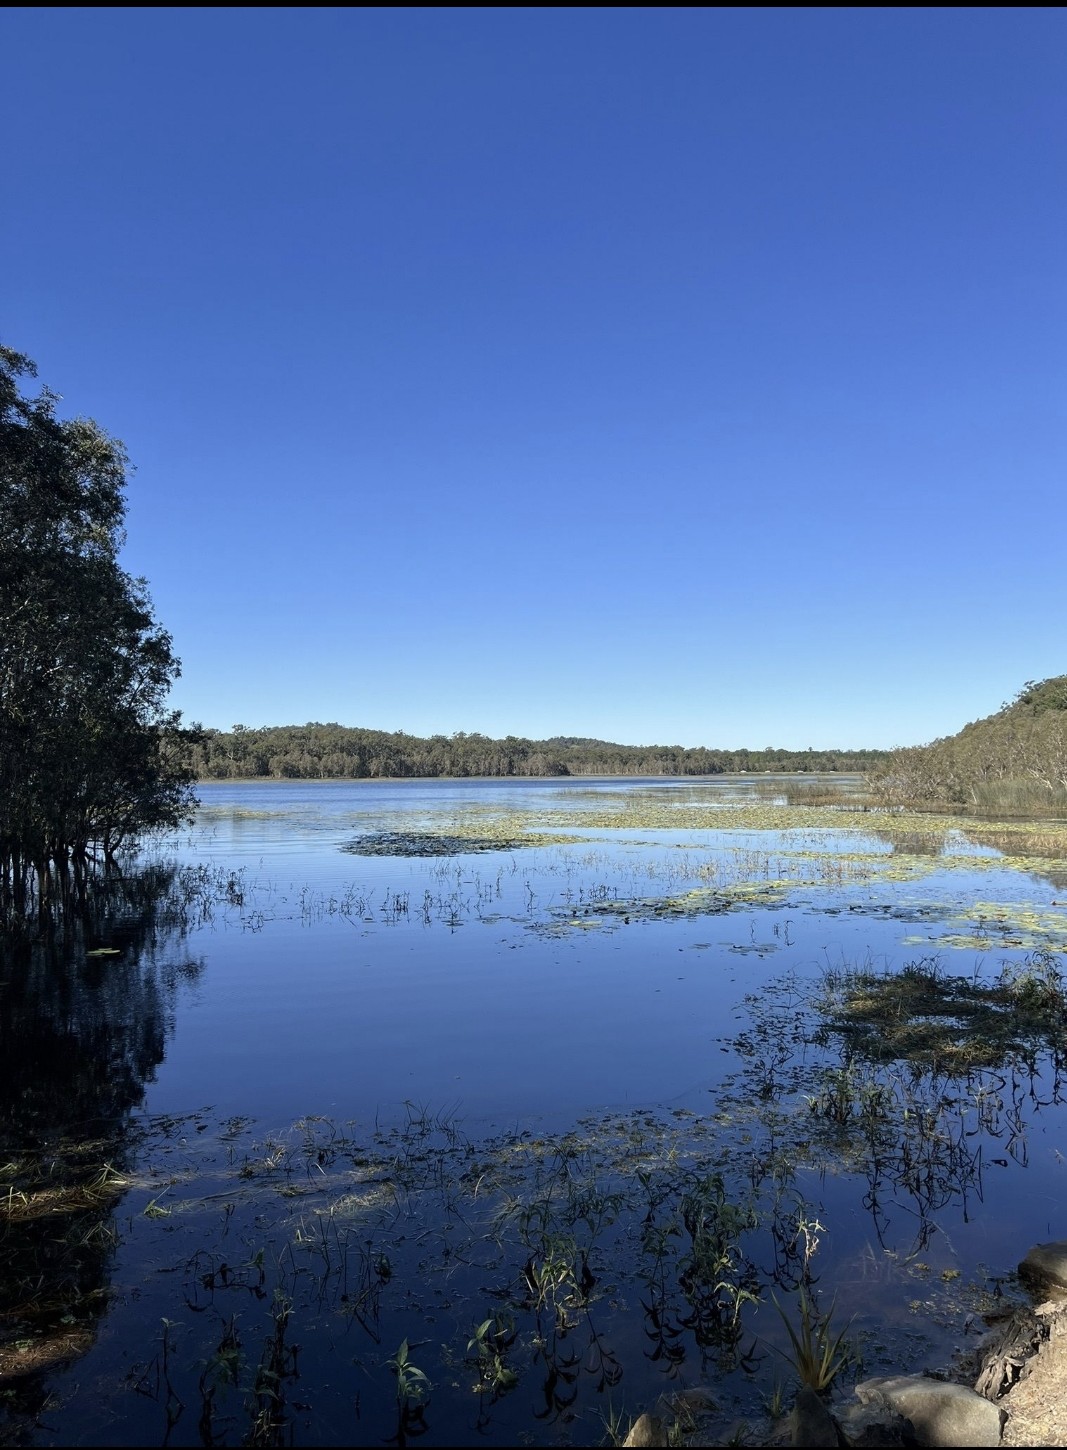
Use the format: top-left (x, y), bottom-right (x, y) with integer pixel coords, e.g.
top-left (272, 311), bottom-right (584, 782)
top-left (3, 777), bottom-right (1067, 1445)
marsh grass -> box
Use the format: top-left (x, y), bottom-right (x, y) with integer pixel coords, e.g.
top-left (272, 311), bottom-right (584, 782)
top-left (753, 779), bottom-right (877, 809)
top-left (959, 820), bottom-right (1067, 859)
top-left (968, 778), bottom-right (1067, 818)
top-left (815, 951), bottom-right (1067, 1071)
top-left (174, 796), bottom-right (1067, 950)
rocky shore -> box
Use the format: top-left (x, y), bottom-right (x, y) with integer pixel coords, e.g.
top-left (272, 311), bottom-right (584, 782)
top-left (623, 1241), bottom-right (1067, 1448)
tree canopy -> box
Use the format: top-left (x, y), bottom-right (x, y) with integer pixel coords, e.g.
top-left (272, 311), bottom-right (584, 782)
top-left (0, 345), bottom-right (196, 921)
top-left (868, 675), bottom-right (1067, 812)
top-left (190, 722), bottom-right (886, 781)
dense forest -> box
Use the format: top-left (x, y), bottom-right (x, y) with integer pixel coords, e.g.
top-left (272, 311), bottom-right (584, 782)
top-left (191, 724), bottom-right (887, 780)
top-left (869, 676), bottom-right (1067, 812)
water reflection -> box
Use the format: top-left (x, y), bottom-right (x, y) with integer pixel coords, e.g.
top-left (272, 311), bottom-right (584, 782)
top-left (962, 828), bottom-right (1067, 892)
top-left (3, 780), bottom-right (1067, 1445)
top-left (0, 863), bottom-right (205, 1421)
top-left (728, 955), bottom-right (1067, 1264)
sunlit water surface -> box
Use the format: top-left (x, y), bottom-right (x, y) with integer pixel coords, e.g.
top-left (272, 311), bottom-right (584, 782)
top-left (4, 777), bottom-right (1067, 1445)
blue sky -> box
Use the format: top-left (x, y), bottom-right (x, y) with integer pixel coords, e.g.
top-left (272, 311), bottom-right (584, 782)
top-left (3, 7), bottom-right (1063, 749)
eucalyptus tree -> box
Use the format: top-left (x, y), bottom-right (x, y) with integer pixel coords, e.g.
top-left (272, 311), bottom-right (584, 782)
top-left (0, 345), bottom-right (196, 919)
top-left (867, 675), bottom-right (1067, 809)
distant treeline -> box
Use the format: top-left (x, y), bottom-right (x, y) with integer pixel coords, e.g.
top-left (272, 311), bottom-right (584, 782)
top-left (191, 724), bottom-right (887, 781)
top-left (868, 676), bottom-right (1067, 813)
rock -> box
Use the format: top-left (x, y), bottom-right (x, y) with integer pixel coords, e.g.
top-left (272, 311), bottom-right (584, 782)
top-left (1019, 1242), bottom-right (1067, 1294)
top-left (670, 1385), bottom-right (717, 1412)
top-left (837, 1394), bottom-right (917, 1446)
top-left (1034, 1297), bottom-right (1067, 1316)
top-left (855, 1375), bottom-right (1004, 1447)
top-left (790, 1385), bottom-right (843, 1446)
top-left (623, 1412), bottom-right (668, 1448)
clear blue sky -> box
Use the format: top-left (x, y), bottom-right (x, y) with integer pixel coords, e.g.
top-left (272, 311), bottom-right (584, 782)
top-left (3, 7), bottom-right (1063, 749)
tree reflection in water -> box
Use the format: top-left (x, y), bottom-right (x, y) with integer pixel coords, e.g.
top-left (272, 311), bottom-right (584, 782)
top-left (0, 862), bottom-right (205, 1424)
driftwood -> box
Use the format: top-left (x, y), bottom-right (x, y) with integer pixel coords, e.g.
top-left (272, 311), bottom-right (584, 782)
top-left (972, 1302), bottom-right (1067, 1402)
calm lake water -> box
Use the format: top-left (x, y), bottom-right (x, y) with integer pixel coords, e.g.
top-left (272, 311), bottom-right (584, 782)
top-left (4, 776), bottom-right (1067, 1445)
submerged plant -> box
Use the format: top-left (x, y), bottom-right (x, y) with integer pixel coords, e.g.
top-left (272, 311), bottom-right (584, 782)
top-left (245, 1292), bottom-right (298, 1446)
top-left (676, 1173), bottom-right (761, 1364)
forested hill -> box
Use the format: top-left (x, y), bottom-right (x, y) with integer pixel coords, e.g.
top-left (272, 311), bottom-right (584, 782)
top-left (868, 675), bottom-right (1067, 810)
top-left (191, 724), bottom-right (887, 781)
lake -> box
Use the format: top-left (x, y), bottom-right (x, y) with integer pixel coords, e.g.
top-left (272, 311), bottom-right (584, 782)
top-left (3, 775), bottom-right (1067, 1445)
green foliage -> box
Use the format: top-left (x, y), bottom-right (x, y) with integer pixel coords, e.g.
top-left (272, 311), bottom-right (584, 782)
top-left (245, 1292), bottom-right (299, 1445)
top-left (387, 1338), bottom-right (431, 1405)
top-left (1015, 678), bottom-right (1067, 715)
top-left (467, 1314), bottom-right (518, 1394)
top-left (772, 1289), bottom-right (854, 1394)
top-left (0, 345), bottom-right (196, 923)
top-left (1000, 949), bottom-right (1065, 1012)
top-left (190, 721), bottom-right (887, 782)
top-left (674, 1172), bottom-right (761, 1359)
top-left (868, 674), bottom-right (1067, 812)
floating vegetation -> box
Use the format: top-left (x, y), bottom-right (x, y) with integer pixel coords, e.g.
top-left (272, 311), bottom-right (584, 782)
top-left (902, 902), bottom-right (1067, 953)
top-left (555, 881), bottom-right (789, 929)
top-left (439, 793), bottom-right (1067, 851)
top-left (341, 828), bottom-right (578, 856)
top-left (814, 951), bottom-right (1067, 1072)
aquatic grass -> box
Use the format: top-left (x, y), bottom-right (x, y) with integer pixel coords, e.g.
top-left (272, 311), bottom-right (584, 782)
top-left (772, 1289), bottom-right (854, 1395)
top-left (769, 780), bottom-right (877, 809)
top-left (2, 1064), bottom-right (1049, 1446)
top-left (969, 777), bottom-right (1067, 817)
top-left (812, 950), bottom-right (1067, 1071)
top-left (343, 829), bottom-right (545, 857)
